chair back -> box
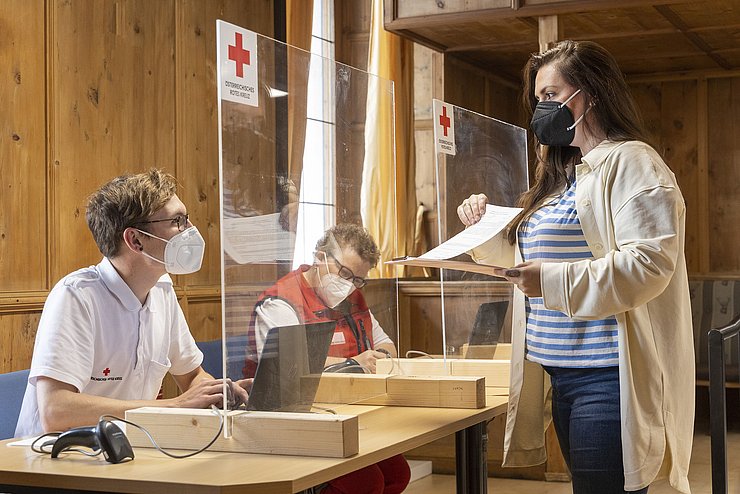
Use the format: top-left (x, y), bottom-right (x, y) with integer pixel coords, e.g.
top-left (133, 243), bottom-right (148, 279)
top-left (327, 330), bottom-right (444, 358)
top-left (708, 315), bottom-right (740, 494)
top-left (196, 340), bottom-right (224, 379)
top-left (0, 369), bottom-right (30, 440)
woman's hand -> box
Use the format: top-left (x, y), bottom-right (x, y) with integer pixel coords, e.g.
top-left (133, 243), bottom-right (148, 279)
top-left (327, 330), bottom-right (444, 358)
top-left (493, 261), bottom-right (543, 298)
top-left (457, 193), bottom-right (488, 226)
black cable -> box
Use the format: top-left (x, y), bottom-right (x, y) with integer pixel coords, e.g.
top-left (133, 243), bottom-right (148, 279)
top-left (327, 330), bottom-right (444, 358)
top-left (31, 432), bottom-right (103, 457)
top-left (31, 432), bottom-right (60, 454)
top-left (100, 405), bottom-right (224, 459)
top-left (32, 405), bottom-right (224, 460)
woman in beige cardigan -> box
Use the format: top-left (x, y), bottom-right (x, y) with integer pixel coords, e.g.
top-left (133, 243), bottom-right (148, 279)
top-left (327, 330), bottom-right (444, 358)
top-left (458, 40), bottom-right (694, 494)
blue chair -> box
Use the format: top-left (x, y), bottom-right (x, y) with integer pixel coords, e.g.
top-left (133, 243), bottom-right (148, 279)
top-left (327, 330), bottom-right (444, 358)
top-left (196, 340), bottom-right (224, 379)
top-left (0, 369), bottom-right (30, 440)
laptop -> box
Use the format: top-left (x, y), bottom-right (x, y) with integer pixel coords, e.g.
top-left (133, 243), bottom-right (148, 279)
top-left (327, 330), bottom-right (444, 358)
top-left (246, 321), bottom-right (336, 412)
top-left (467, 301), bottom-right (509, 348)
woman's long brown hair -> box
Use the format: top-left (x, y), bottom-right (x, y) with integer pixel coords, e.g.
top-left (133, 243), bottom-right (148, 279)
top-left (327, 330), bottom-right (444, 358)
top-left (506, 40), bottom-right (652, 245)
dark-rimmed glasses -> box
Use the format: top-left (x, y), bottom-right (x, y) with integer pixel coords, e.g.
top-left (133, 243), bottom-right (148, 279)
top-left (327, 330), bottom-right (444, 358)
top-left (330, 256), bottom-right (367, 289)
top-left (135, 213), bottom-right (189, 232)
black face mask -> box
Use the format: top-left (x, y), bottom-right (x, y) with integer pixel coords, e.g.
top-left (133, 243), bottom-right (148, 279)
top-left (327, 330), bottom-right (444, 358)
top-left (530, 89), bottom-right (585, 147)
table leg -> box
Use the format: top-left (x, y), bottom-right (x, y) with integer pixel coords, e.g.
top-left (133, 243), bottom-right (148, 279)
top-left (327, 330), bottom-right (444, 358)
top-left (455, 420), bottom-right (488, 494)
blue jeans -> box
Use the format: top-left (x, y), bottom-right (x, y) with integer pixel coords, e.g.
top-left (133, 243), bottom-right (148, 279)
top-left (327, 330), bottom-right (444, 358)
top-left (543, 365), bottom-right (649, 494)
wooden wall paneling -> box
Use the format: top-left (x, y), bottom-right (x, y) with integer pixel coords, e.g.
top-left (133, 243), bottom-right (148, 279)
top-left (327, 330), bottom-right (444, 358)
top-left (361, 278), bottom-right (399, 348)
top-left (487, 82), bottom-right (525, 129)
top-left (632, 80), bottom-right (707, 274)
top-left (175, 0), bottom-right (274, 291)
top-left (335, 0), bottom-right (371, 68)
top-left (181, 297), bottom-right (222, 342)
top-left (0, 312), bottom-right (41, 373)
top-left (696, 77), bottom-right (710, 274)
top-left (0, 1), bottom-right (47, 292)
top-left (660, 80), bottom-right (700, 274)
top-left (335, 0), bottom-right (372, 232)
top-left (629, 82), bottom-right (662, 145)
top-left (397, 281), bottom-right (512, 355)
top-left (444, 55), bottom-right (487, 116)
top-left (707, 77), bottom-right (740, 273)
top-left (48, 0), bottom-right (177, 282)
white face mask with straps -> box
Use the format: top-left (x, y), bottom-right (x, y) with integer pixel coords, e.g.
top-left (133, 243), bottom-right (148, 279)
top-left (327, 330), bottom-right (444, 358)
top-left (315, 254), bottom-right (355, 308)
top-left (136, 226), bottom-right (205, 275)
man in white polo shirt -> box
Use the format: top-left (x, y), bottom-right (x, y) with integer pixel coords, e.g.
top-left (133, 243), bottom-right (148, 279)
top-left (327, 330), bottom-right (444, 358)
top-left (16, 169), bottom-right (242, 437)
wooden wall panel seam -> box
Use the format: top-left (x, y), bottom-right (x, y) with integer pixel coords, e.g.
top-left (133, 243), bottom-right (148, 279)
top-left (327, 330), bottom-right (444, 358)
top-left (697, 77), bottom-right (710, 273)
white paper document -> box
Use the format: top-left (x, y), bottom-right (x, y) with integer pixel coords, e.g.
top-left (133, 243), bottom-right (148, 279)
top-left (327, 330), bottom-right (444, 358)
top-left (420, 204), bottom-right (521, 259)
top-left (222, 212), bottom-right (296, 264)
top-left (385, 204), bottom-right (521, 274)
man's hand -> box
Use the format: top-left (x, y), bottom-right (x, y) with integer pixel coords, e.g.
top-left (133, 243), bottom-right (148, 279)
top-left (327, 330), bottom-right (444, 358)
top-left (457, 193), bottom-right (488, 226)
top-left (353, 349), bottom-right (390, 374)
top-left (493, 261), bottom-right (543, 298)
top-left (231, 378), bottom-right (253, 408)
top-left (173, 378), bottom-right (229, 409)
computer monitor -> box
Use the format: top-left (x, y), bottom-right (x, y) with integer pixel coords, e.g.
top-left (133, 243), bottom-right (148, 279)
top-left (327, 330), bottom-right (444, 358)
top-left (468, 301), bottom-right (508, 347)
top-left (246, 321), bottom-right (336, 412)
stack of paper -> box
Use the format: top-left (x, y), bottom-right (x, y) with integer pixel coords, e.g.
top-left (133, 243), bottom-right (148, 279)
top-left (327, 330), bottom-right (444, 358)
top-left (386, 204), bottom-right (521, 274)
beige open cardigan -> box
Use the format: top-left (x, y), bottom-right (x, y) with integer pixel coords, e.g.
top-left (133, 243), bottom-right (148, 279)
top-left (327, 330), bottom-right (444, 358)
top-left (471, 140), bottom-right (694, 493)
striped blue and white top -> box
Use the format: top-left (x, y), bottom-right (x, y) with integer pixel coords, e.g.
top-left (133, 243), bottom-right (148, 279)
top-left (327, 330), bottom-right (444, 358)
top-left (518, 179), bottom-right (619, 368)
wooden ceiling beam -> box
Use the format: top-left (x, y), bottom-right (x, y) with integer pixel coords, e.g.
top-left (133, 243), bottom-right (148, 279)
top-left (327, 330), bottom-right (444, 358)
top-left (654, 4), bottom-right (732, 70)
top-left (445, 27), bottom-right (675, 54)
top-left (385, 0), bottom-right (694, 30)
top-left (627, 67), bottom-right (740, 82)
top-left (446, 40), bottom-right (536, 54)
top-left (441, 24), bottom-right (740, 55)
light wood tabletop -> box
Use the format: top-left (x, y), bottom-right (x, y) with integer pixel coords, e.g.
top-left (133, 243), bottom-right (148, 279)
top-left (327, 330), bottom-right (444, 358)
top-left (0, 396), bottom-right (508, 494)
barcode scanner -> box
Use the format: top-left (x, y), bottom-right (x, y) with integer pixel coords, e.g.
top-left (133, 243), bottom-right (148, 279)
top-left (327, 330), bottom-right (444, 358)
top-left (50, 419), bottom-right (134, 464)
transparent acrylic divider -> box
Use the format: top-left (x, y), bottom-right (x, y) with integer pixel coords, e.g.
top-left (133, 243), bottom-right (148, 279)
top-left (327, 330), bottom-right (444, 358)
top-left (216, 21), bottom-right (397, 427)
top-left (432, 101), bottom-right (528, 366)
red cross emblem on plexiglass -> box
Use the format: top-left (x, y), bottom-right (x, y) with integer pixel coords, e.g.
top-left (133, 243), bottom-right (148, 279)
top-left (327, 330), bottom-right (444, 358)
top-left (228, 32), bottom-right (251, 78)
top-left (439, 106), bottom-right (451, 137)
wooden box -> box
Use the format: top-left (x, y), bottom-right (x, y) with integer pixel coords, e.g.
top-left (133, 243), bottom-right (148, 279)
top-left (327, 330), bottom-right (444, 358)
top-left (125, 407), bottom-right (359, 458)
top-left (312, 373), bottom-right (486, 409)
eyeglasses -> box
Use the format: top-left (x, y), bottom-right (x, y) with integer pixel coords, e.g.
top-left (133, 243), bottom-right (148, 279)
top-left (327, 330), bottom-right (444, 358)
top-left (330, 256), bottom-right (367, 289)
top-left (135, 213), bottom-right (190, 232)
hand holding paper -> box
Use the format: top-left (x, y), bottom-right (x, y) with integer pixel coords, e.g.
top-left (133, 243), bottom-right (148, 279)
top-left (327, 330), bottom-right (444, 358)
top-left (386, 204), bottom-right (521, 274)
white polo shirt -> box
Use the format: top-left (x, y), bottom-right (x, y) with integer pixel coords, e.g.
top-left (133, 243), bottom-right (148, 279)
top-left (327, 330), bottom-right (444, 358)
top-left (15, 257), bottom-right (203, 437)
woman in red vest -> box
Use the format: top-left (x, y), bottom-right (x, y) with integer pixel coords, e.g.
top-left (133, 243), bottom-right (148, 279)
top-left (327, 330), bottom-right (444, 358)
top-left (245, 223), bottom-right (410, 494)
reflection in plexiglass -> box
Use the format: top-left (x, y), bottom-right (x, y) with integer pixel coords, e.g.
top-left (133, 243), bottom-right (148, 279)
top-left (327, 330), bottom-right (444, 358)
top-left (434, 101), bottom-right (529, 364)
top-left (216, 21), bottom-right (398, 420)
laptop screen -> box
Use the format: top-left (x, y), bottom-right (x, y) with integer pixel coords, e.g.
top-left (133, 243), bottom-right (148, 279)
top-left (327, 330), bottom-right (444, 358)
top-left (468, 301), bottom-right (508, 347)
top-left (246, 321), bottom-right (336, 412)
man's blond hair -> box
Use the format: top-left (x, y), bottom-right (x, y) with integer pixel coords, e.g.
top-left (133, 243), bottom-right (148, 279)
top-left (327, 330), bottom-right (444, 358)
top-left (86, 169), bottom-right (178, 258)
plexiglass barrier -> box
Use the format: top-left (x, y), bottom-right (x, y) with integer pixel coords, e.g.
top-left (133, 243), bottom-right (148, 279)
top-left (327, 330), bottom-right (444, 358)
top-left (433, 100), bottom-right (529, 363)
top-left (216, 21), bottom-right (398, 417)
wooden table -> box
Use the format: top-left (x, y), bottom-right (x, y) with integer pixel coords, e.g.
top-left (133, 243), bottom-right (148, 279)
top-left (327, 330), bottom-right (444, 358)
top-left (0, 396), bottom-right (507, 494)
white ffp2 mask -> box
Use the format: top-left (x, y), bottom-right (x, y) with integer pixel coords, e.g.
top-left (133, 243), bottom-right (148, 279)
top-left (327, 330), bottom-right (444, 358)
top-left (137, 226), bottom-right (205, 274)
top-left (317, 273), bottom-right (355, 308)
top-left (315, 255), bottom-right (355, 308)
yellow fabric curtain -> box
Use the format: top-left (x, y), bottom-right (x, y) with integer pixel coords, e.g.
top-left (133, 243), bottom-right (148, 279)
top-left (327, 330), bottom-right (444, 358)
top-left (363, 0), bottom-right (422, 278)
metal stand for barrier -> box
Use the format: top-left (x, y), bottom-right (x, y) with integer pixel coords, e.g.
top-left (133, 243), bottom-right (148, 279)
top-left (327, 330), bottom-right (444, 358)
top-left (708, 315), bottom-right (740, 494)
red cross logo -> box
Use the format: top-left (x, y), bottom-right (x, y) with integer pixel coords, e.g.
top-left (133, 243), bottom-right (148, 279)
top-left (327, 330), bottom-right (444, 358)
top-left (103, 367), bottom-right (110, 376)
top-left (228, 32), bottom-right (251, 78)
top-left (439, 106), bottom-right (451, 137)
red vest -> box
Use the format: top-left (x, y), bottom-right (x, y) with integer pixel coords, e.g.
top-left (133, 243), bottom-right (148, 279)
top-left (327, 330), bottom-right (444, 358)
top-left (244, 265), bottom-right (373, 378)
